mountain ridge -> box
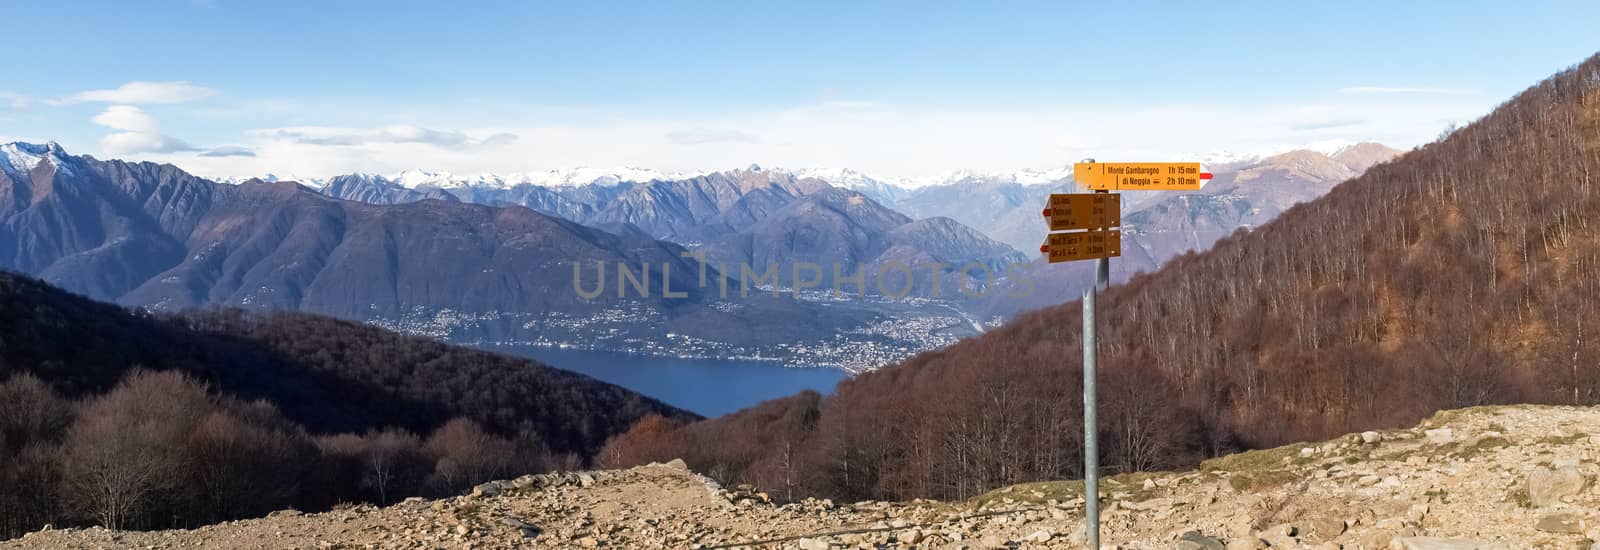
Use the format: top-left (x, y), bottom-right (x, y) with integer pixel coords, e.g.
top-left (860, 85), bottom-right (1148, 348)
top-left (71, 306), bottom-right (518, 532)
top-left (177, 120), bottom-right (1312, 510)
top-left (197, 139), bottom-right (1389, 198)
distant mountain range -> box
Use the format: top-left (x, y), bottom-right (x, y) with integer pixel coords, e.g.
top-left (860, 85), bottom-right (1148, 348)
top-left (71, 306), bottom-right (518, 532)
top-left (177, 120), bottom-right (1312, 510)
top-left (0, 139), bottom-right (1398, 371)
top-left (315, 164), bottom-right (1026, 295)
top-left (0, 144), bottom-right (1008, 370)
top-left (300, 143), bottom-right (1394, 255)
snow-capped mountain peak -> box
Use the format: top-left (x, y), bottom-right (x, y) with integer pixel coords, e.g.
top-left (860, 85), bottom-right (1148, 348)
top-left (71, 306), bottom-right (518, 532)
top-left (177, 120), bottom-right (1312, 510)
top-left (1010, 166), bottom-right (1074, 185)
top-left (394, 169), bottom-right (459, 189)
top-left (1303, 138), bottom-right (1361, 158)
top-left (217, 173), bottom-right (328, 189)
top-left (1194, 150), bottom-right (1267, 167)
top-left (0, 141), bottom-right (74, 178)
top-left (523, 166), bottom-right (690, 187)
top-left (359, 166), bottom-right (697, 190)
top-left (203, 138), bottom-right (1390, 197)
top-left (792, 167), bottom-right (917, 203)
top-left (794, 167), bottom-right (911, 189)
top-left (1188, 139), bottom-right (1374, 170)
top-left (920, 166), bottom-right (1076, 188)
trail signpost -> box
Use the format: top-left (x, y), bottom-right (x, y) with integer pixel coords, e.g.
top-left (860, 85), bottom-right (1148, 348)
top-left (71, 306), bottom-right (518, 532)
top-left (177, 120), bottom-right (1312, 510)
top-left (1047, 160), bottom-right (1210, 549)
top-left (1040, 229), bottom-right (1121, 263)
top-left (1042, 193), bottom-right (1119, 231)
top-left (1071, 161), bottom-right (1213, 191)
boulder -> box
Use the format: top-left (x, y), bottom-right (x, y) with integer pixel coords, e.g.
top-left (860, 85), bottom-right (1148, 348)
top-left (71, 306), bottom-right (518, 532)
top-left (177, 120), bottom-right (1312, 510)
top-left (471, 480), bottom-right (510, 498)
top-left (1257, 523), bottom-right (1300, 548)
top-left (1261, 523), bottom-right (1298, 538)
top-left (1175, 531), bottom-right (1226, 550)
top-left (897, 528), bottom-right (923, 544)
top-left (1423, 428), bottom-right (1454, 445)
top-left (1359, 530), bottom-right (1395, 549)
top-left (1406, 503), bottom-right (1430, 524)
top-left (498, 516), bottom-right (540, 536)
top-left (1125, 497), bottom-right (1175, 511)
top-left (1535, 512), bottom-right (1585, 534)
top-left (796, 538), bottom-right (831, 550)
top-left (1361, 431), bottom-right (1382, 444)
top-left (1527, 465), bottom-right (1586, 507)
top-left (1304, 516), bottom-right (1347, 541)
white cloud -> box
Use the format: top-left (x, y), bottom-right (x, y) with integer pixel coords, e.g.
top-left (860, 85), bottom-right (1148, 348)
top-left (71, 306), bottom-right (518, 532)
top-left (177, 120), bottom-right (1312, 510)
top-left (91, 105), bottom-right (161, 133)
top-left (1338, 86), bottom-right (1471, 95)
top-left (92, 105), bottom-right (186, 154)
top-left (0, 92), bottom-right (29, 110)
top-left (251, 125), bottom-right (518, 150)
top-left (57, 81), bottom-right (216, 104)
top-left (102, 132), bottom-right (195, 155)
top-left (197, 146), bottom-right (255, 158)
top-left (90, 104), bottom-right (248, 157)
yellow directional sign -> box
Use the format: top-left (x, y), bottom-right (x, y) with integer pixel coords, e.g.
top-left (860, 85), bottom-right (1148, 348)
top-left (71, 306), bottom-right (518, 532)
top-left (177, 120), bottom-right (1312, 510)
top-left (1043, 193), bottom-right (1119, 231)
top-left (1040, 229), bottom-right (1121, 263)
top-left (1073, 162), bottom-right (1212, 191)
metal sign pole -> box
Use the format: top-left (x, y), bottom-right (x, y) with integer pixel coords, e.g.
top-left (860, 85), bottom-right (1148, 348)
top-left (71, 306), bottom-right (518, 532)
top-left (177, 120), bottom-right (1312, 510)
top-left (1052, 159), bottom-right (1204, 548)
top-left (1082, 187), bottom-right (1108, 549)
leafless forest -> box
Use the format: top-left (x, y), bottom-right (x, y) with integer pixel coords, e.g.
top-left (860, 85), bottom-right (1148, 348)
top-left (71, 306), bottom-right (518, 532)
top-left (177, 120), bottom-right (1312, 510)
top-left (0, 273), bottom-right (686, 538)
top-left (599, 54), bottom-right (1600, 503)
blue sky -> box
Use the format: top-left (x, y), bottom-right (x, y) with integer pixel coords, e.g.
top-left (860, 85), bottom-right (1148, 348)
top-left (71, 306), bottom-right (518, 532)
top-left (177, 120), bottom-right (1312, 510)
top-left (2, 1), bottom-right (1597, 181)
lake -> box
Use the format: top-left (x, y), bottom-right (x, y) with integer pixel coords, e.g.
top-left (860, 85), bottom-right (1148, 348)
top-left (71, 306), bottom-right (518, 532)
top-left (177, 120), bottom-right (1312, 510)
top-left (490, 346), bottom-right (849, 417)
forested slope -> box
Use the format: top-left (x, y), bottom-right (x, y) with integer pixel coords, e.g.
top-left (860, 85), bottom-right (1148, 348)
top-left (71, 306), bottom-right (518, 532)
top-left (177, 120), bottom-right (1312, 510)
top-left (601, 53), bottom-right (1600, 503)
top-left (0, 270), bottom-right (695, 537)
top-left (0, 270), bottom-right (694, 443)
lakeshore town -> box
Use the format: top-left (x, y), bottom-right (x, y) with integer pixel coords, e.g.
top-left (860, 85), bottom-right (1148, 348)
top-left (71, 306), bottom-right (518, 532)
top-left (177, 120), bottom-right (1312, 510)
top-left (369, 294), bottom-right (998, 373)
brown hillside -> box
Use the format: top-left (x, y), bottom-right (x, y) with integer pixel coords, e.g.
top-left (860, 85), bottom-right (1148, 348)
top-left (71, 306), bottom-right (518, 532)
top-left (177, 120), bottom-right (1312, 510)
top-left (603, 53), bottom-right (1600, 503)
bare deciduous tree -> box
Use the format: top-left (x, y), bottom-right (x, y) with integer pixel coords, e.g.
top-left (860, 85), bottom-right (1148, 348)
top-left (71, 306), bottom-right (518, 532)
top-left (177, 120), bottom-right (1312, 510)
top-left (61, 370), bottom-right (209, 530)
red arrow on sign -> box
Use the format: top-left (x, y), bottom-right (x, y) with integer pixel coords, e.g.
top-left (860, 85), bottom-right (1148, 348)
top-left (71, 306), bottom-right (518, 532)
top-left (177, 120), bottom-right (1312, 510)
top-left (1200, 172), bottom-right (1213, 180)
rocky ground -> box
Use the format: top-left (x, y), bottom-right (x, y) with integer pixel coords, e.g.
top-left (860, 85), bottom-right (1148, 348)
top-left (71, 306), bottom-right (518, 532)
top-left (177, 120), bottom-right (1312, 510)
top-left (10, 405), bottom-right (1600, 549)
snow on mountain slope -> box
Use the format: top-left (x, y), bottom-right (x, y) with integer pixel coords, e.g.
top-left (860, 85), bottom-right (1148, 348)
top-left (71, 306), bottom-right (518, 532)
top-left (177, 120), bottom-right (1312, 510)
top-left (385, 167), bottom-right (698, 190)
top-left (0, 142), bottom-right (46, 177)
top-left (217, 173), bottom-right (327, 189)
top-left (213, 167), bottom-right (695, 192)
top-left (187, 138), bottom-right (1394, 206)
top-left (0, 142), bottom-right (74, 178)
top-left (522, 166), bottom-right (696, 187)
top-left (1190, 139), bottom-right (1378, 170)
top-left (793, 167), bottom-right (914, 204)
